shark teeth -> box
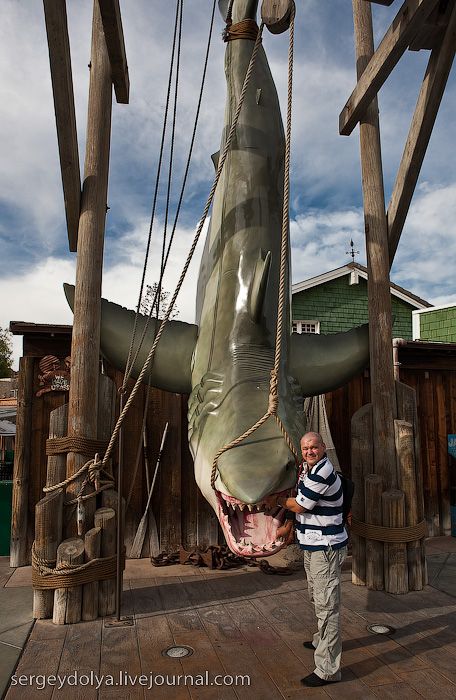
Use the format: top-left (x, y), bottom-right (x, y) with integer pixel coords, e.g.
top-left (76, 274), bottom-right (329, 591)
top-left (220, 493), bottom-right (270, 512)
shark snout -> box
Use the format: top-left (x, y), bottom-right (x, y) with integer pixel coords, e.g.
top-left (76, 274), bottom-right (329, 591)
top-left (216, 424), bottom-right (297, 503)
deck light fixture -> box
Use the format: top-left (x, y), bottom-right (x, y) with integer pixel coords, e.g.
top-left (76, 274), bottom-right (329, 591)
top-left (162, 645), bottom-right (194, 658)
top-left (366, 623), bottom-right (396, 635)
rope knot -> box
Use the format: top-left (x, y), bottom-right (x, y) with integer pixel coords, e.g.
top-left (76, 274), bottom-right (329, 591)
top-left (88, 452), bottom-right (102, 491)
top-left (268, 369), bottom-right (279, 414)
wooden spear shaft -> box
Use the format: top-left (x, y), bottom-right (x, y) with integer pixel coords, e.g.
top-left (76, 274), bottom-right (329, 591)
top-left (352, 0), bottom-right (397, 489)
top-left (65, 0), bottom-right (113, 536)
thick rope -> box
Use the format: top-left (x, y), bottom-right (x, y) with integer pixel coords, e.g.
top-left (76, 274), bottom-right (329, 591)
top-left (351, 518), bottom-right (427, 543)
top-left (46, 436), bottom-right (108, 456)
top-left (210, 7), bottom-right (298, 490)
top-left (224, 19), bottom-right (259, 42)
top-left (43, 453), bottom-right (114, 504)
top-left (31, 542), bottom-right (125, 589)
top-left (100, 22), bottom-right (266, 471)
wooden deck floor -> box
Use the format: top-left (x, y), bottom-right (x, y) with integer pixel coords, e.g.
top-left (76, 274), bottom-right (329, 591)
top-left (6, 539), bottom-right (456, 699)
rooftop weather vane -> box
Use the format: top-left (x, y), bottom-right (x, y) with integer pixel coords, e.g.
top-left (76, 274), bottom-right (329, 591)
top-left (346, 239), bottom-right (359, 262)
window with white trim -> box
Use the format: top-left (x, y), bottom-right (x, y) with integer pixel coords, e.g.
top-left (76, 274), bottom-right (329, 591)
top-left (292, 320), bottom-right (320, 334)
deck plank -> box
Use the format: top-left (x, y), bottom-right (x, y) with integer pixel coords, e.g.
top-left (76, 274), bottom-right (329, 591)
top-left (167, 610), bottom-right (237, 699)
top-left (396, 668), bottom-right (456, 698)
top-left (6, 635), bottom-right (66, 700)
top-left (7, 547), bottom-right (456, 700)
top-left (224, 599), bottom-right (310, 694)
top-left (51, 620), bottom-right (102, 699)
top-left (99, 622), bottom-right (143, 699)
top-left (135, 615), bottom-right (190, 700)
top-left (198, 603), bottom-right (286, 698)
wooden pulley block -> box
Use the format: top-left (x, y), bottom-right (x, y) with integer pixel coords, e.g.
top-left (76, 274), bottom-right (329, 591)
top-left (261, 0), bottom-right (295, 35)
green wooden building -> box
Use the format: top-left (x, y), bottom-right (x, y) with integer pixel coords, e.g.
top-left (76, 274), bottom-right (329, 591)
top-left (412, 303), bottom-right (456, 343)
top-left (291, 262), bottom-right (430, 339)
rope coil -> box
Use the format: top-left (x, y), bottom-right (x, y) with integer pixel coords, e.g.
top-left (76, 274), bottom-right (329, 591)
top-left (351, 518), bottom-right (427, 543)
top-left (46, 436), bottom-right (108, 456)
top-left (31, 542), bottom-right (125, 589)
top-left (223, 19), bottom-right (259, 42)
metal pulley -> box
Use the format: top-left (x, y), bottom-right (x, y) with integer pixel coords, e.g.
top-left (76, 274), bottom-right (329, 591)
top-left (261, 0), bottom-right (295, 35)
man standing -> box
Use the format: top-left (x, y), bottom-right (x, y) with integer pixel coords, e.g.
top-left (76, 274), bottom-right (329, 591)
top-left (269, 431), bottom-right (347, 687)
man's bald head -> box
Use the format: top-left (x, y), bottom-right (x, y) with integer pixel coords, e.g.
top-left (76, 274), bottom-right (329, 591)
top-left (300, 432), bottom-right (326, 467)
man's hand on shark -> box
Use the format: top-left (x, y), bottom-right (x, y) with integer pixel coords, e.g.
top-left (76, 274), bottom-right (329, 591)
top-left (276, 519), bottom-right (294, 545)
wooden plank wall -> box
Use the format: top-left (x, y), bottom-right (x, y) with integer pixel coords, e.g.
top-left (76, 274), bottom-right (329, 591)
top-left (14, 355), bottom-right (456, 563)
top-left (325, 367), bottom-right (456, 537)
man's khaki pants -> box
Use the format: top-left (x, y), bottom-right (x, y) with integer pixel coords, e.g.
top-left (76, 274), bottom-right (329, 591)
top-left (303, 546), bottom-right (347, 681)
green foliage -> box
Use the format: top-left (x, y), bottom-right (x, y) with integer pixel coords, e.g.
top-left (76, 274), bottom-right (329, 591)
top-left (0, 327), bottom-right (13, 378)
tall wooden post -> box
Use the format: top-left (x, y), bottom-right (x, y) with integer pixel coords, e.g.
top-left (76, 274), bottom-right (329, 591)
top-left (10, 356), bottom-right (34, 567)
top-left (352, 0), bottom-right (397, 489)
top-left (65, 0), bottom-right (113, 536)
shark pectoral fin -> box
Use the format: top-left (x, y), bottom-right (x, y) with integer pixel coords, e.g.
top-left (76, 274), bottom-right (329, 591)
top-left (290, 324), bottom-right (369, 396)
top-left (249, 250), bottom-right (271, 322)
top-left (63, 284), bottom-right (198, 394)
top-left (211, 151), bottom-right (220, 170)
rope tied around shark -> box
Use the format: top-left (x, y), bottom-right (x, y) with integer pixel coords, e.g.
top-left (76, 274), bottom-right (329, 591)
top-left (210, 3), bottom-right (299, 490)
top-left (223, 19), bottom-right (260, 42)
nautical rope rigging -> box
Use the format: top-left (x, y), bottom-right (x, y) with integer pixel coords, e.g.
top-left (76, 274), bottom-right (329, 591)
top-left (123, 0), bottom-right (217, 511)
top-left (55, 2), bottom-right (298, 520)
top-left (123, 0), bottom-right (217, 387)
top-left (122, 0), bottom-right (182, 388)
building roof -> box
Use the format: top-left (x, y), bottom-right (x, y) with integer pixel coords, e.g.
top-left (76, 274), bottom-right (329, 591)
top-left (0, 420), bottom-right (15, 436)
top-left (292, 262), bottom-right (431, 310)
top-left (9, 322), bottom-right (72, 336)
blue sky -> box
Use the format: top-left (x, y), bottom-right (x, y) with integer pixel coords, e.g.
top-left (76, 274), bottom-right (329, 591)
top-left (1, 0), bottom-right (456, 367)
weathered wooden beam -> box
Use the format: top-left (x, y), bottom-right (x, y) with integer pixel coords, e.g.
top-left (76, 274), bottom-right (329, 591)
top-left (43, 0), bottom-right (81, 252)
top-left (98, 0), bottom-right (129, 104)
top-left (409, 0), bottom-right (453, 51)
top-left (387, 2), bottom-right (456, 265)
top-left (65, 0), bottom-right (113, 536)
top-left (10, 356), bottom-right (34, 567)
top-left (340, 0), bottom-right (440, 136)
top-left (353, 0), bottom-right (398, 489)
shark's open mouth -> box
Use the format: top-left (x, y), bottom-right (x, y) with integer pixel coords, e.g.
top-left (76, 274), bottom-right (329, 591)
top-left (216, 490), bottom-right (290, 557)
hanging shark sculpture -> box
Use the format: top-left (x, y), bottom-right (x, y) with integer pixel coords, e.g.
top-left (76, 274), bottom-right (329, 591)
top-left (65, 0), bottom-right (369, 557)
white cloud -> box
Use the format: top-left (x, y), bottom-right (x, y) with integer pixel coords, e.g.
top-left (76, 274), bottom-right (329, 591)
top-left (2, 0), bottom-right (456, 371)
top-left (2, 217), bottom-right (208, 370)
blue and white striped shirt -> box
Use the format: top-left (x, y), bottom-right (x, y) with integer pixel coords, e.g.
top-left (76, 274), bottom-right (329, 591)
top-left (295, 455), bottom-right (348, 551)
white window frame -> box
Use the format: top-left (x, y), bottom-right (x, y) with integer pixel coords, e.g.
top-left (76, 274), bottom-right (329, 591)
top-left (292, 320), bottom-right (320, 334)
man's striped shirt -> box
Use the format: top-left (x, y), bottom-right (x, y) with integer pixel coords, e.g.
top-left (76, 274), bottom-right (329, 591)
top-left (295, 455), bottom-right (348, 551)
